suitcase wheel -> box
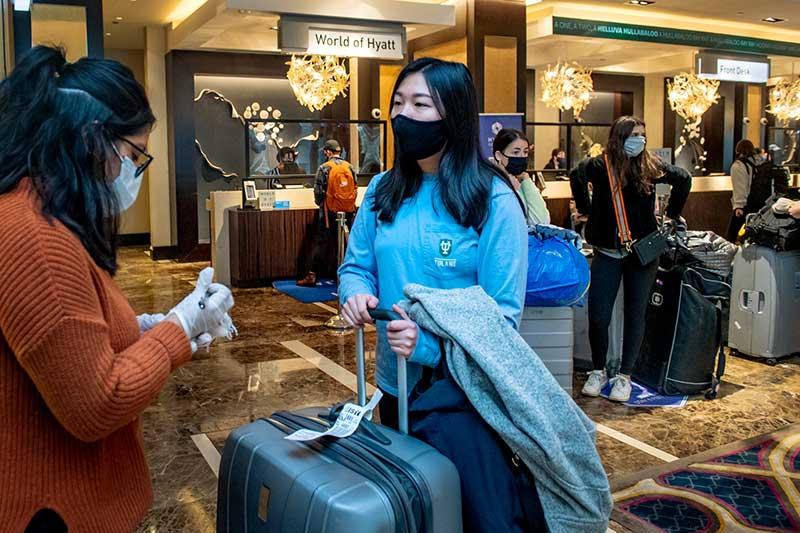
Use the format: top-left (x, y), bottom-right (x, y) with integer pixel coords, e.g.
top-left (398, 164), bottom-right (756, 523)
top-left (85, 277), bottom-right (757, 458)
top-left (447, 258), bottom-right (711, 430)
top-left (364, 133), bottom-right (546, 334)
top-left (705, 378), bottom-right (720, 400)
top-left (766, 358), bottom-right (778, 366)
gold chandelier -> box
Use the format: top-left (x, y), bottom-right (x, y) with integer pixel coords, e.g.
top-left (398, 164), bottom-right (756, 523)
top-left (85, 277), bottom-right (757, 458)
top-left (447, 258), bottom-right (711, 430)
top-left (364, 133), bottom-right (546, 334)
top-left (668, 73), bottom-right (720, 165)
top-left (767, 79), bottom-right (800, 124)
top-left (540, 62), bottom-right (594, 119)
top-left (286, 55), bottom-right (349, 112)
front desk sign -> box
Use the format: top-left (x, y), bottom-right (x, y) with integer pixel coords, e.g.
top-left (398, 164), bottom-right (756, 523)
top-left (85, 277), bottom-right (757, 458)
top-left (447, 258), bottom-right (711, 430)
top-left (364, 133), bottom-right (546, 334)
top-left (307, 29), bottom-right (404, 60)
top-left (696, 54), bottom-right (770, 84)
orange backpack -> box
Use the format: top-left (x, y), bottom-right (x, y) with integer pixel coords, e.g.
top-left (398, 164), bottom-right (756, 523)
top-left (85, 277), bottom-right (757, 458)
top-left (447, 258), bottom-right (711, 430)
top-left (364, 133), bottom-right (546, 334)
top-left (324, 159), bottom-right (357, 216)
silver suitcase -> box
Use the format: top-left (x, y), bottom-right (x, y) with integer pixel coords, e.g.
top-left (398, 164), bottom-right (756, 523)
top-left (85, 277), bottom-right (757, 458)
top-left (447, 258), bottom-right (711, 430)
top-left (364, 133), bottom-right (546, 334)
top-left (217, 327), bottom-right (463, 532)
top-left (728, 245), bottom-right (800, 363)
top-left (520, 307), bottom-right (575, 393)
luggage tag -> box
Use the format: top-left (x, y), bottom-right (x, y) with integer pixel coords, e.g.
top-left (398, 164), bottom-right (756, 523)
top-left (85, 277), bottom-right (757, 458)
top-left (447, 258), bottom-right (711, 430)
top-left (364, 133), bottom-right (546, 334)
top-left (284, 390), bottom-right (383, 442)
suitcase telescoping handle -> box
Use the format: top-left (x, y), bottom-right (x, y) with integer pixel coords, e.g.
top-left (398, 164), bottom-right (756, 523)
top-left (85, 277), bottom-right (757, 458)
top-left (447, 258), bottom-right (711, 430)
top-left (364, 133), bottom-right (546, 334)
top-left (355, 308), bottom-right (409, 434)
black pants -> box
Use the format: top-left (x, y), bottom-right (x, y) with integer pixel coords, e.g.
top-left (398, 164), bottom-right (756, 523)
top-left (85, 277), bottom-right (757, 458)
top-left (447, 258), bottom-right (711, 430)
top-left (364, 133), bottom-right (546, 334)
top-left (309, 211), bottom-right (354, 277)
top-left (588, 252), bottom-right (659, 376)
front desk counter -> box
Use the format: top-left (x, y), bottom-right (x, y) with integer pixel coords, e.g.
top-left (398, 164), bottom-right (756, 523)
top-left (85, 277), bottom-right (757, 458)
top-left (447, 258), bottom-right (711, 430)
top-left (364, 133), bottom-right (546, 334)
top-left (210, 175), bottom-right (797, 287)
top-left (208, 188), bottom-right (368, 287)
top-left (228, 208), bottom-right (317, 287)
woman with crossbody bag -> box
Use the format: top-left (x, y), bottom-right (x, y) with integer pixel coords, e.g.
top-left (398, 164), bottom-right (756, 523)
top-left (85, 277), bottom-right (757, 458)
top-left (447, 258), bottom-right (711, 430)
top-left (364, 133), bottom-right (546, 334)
top-left (570, 116), bottom-right (692, 402)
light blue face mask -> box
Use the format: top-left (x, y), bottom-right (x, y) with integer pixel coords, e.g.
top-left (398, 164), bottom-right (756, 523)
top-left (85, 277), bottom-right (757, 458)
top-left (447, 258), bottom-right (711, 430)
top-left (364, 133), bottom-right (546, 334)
top-left (111, 144), bottom-right (142, 212)
top-left (624, 136), bottom-right (647, 158)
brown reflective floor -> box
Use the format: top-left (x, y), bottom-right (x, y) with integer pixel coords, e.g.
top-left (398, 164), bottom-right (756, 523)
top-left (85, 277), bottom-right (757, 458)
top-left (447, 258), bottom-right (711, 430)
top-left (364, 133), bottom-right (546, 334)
top-left (118, 247), bottom-right (800, 532)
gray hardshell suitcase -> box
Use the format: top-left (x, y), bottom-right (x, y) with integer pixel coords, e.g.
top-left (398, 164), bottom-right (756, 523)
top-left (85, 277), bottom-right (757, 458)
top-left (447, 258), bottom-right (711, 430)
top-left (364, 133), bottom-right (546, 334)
top-left (520, 307), bottom-right (575, 394)
top-left (217, 328), bottom-right (463, 533)
top-left (728, 245), bottom-right (800, 363)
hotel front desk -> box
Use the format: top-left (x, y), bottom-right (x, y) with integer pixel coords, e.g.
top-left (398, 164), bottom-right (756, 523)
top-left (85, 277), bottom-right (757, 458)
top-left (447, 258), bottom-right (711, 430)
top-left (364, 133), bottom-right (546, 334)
top-left (209, 175), bottom-right (799, 287)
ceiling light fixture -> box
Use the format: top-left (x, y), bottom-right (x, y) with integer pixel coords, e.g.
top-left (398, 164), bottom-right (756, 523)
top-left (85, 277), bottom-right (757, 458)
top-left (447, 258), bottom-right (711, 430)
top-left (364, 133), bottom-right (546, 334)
top-left (540, 62), bottom-right (594, 119)
top-left (763, 17), bottom-right (786, 23)
top-left (286, 56), bottom-right (350, 112)
top-left (767, 79), bottom-right (800, 123)
top-left (106, 32), bottom-right (111, 36)
top-left (668, 73), bottom-right (720, 169)
top-left (628, 0), bottom-right (654, 5)
top-left (115, 16), bottom-right (123, 21)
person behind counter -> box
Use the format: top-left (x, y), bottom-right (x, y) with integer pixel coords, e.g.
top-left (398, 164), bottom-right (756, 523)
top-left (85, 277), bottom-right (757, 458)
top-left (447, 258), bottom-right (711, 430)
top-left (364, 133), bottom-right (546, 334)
top-left (544, 148), bottom-right (566, 170)
top-left (269, 146), bottom-right (305, 176)
top-left (570, 116), bottom-right (691, 402)
top-left (267, 146), bottom-right (306, 189)
top-left (0, 45), bottom-right (235, 531)
top-left (297, 139), bottom-right (358, 287)
top-left (492, 128), bottom-right (551, 225)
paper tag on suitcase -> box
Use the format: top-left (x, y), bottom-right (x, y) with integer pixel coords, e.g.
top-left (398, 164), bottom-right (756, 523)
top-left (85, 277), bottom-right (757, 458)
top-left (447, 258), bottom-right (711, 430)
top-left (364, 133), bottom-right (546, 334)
top-left (285, 390), bottom-right (384, 442)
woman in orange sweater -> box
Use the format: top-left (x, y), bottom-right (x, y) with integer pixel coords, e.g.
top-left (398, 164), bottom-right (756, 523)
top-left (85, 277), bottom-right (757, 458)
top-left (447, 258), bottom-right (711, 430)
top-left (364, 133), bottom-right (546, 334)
top-left (0, 46), bottom-right (235, 531)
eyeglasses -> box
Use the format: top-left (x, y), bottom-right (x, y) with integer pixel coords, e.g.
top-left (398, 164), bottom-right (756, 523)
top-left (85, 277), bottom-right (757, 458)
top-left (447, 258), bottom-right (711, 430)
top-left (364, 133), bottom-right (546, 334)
top-left (115, 135), bottom-right (154, 177)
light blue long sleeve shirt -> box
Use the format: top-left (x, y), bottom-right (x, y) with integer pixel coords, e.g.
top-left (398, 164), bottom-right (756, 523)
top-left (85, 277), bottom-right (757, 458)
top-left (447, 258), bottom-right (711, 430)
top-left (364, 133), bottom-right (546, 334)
top-left (338, 172), bottom-right (528, 396)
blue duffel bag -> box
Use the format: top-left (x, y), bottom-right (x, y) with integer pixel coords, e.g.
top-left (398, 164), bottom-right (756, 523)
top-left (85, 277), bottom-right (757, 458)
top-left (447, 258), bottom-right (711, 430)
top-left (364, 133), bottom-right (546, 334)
top-left (525, 225), bottom-right (590, 307)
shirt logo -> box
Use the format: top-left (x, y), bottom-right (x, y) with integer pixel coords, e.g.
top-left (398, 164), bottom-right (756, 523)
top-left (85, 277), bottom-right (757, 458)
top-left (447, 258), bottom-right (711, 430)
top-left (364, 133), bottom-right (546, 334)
top-left (439, 239), bottom-right (453, 257)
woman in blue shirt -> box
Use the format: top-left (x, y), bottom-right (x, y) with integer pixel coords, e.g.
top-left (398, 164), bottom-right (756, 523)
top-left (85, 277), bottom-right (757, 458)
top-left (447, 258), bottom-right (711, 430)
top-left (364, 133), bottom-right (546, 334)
top-left (338, 57), bottom-right (528, 428)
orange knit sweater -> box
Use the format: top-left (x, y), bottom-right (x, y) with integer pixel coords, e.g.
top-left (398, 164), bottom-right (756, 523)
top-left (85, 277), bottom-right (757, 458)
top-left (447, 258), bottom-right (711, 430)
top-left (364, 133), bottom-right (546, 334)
top-left (0, 180), bottom-right (192, 531)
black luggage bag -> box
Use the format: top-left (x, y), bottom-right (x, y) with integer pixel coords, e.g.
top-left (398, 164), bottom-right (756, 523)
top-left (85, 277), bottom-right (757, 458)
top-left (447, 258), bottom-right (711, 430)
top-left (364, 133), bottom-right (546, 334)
top-left (633, 265), bottom-right (729, 399)
top-left (744, 193), bottom-right (800, 251)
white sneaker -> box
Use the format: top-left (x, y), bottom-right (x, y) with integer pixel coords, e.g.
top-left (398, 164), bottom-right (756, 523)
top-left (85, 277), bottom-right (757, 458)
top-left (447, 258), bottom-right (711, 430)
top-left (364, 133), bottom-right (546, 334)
top-left (609, 374), bottom-right (632, 402)
top-left (582, 370), bottom-right (608, 397)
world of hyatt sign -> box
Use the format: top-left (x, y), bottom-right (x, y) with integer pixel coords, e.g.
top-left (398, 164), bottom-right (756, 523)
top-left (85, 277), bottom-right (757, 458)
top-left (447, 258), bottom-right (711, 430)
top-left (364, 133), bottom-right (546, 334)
top-left (307, 29), bottom-right (403, 60)
top-left (553, 17), bottom-right (800, 58)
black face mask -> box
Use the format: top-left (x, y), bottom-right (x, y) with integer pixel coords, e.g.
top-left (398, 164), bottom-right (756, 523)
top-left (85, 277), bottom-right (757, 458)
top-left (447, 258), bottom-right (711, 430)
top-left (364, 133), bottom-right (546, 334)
top-left (503, 155), bottom-right (528, 176)
top-left (391, 114), bottom-right (446, 161)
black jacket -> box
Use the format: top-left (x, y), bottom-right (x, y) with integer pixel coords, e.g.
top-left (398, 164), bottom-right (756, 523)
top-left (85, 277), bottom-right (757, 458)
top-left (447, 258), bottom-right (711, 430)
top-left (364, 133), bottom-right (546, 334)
top-left (570, 156), bottom-right (692, 249)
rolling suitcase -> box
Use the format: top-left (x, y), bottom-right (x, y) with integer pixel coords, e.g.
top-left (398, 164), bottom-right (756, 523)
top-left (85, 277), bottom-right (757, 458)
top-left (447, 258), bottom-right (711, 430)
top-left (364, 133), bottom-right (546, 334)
top-left (217, 325), bottom-right (463, 533)
top-left (728, 245), bottom-right (800, 363)
top-left (520, 307), bottom-right (575, 394)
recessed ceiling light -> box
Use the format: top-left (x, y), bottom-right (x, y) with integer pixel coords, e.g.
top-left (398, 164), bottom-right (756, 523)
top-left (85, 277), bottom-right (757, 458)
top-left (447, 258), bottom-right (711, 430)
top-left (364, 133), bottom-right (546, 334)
top-left (628, 0), bottom-right (654, 5)
top-left (106, 32), bottom-right (111, 36)
top-left (763, 17), bottom-right (786, 23)
top-left (115, 16), bottom-right (123, 21)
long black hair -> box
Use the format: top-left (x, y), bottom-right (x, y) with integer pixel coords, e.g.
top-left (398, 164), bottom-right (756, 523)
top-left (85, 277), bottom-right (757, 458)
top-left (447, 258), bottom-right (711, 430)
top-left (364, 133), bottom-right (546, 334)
top-left (606, 116), bottom-right (660, 196)
top-left (0, 45), bottom-right (155, 274)
top-left (374, 58), bottom-right (520, 230)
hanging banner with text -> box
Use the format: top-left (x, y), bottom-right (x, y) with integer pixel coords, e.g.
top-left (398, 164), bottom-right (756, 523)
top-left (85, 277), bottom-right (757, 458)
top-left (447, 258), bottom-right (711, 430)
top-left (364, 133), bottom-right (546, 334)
top-left (478, 114), bottom-right (525, 161)
top-left (306, 29), bottom-right (404, 59)
top-left (553, 17), bottom-right (800, 58)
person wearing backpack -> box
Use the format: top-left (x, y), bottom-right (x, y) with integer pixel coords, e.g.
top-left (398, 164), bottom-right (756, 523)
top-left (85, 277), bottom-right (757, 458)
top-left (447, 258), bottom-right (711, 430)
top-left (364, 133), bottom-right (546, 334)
top-left (297, 139), bottom-right (358, 286)
top-left (728, 139), bottom-right (768, 243)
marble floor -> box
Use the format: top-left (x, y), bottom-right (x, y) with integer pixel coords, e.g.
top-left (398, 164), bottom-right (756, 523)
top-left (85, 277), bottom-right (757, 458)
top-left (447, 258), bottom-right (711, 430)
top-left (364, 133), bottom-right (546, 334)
top-left (117, 246), bottom-right (800, 533)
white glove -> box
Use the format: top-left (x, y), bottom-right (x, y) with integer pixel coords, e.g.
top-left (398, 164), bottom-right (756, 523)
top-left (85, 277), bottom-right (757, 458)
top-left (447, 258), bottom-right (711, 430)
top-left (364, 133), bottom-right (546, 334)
top-left (191, 332), bottom-right (215, 354)
top-left (137, 313), bottom-right (166, 333)
top-left (170, 267), bottom-right (235, 341)
top-left (773, 197), bottom-right (794, 215)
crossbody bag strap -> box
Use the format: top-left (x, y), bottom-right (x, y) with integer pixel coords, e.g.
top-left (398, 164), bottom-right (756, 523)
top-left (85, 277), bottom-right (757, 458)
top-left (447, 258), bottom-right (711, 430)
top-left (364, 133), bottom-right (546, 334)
top-left (604, 153), bottom-right (634, 250)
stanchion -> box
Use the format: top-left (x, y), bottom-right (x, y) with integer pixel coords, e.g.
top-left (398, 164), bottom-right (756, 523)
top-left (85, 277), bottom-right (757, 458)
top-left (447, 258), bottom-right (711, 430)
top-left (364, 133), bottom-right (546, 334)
top-left (325, 211), bottom-right (353, 331)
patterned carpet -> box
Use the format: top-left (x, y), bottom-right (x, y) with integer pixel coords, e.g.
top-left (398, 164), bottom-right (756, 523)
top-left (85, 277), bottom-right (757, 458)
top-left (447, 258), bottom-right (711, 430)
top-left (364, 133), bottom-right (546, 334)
top-left (612, 424), bottom-right (800, 532)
